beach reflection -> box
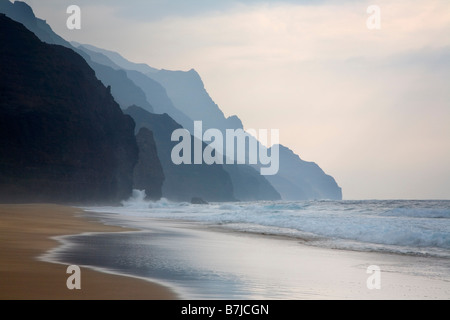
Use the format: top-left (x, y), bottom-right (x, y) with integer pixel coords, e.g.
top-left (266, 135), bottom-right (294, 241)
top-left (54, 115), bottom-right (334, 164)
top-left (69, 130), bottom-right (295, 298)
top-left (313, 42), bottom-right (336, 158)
top-left (45, 214), bottom-right (450, 300)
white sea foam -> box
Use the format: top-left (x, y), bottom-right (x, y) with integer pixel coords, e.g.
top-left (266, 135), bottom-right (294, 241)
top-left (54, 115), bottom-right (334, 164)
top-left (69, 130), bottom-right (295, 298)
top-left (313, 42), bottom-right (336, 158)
top-left (84, 192), bottom-right (450, 258)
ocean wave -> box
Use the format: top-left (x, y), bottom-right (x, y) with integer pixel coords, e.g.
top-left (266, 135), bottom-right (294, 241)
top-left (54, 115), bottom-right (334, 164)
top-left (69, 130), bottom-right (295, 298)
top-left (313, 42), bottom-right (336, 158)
top-left (85, 193), bottom-right (450, 257)
top-left (380, 207), bottom-right (450, 219)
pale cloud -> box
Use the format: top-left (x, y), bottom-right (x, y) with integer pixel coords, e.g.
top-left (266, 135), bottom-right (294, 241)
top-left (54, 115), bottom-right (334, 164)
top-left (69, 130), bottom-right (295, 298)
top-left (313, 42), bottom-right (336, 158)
top-left (117, 0), bottom-right (450, 63)
top-left (22, 0), bottom-right (450, 199)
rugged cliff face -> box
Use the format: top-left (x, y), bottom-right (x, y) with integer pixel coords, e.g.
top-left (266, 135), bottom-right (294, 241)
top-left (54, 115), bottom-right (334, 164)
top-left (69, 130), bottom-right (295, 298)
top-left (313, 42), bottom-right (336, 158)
top-left (147, 67), bottom-right (342, 200)
top-left (222, 165), bottom-right (281, 201)
top-left (257, 145), bottom-right (343, 200)
top-left (0, 0), bottom-right (343, 202)
top-left (133, 127), bottom-right (165, 200)
top-left (125, 106), bottom-right (235, 202)
top-left (0, 15), bottom-right (138, 204)
top-left (147, 68), bottom-right (243, 132)
top-left (0, 0), bottom-right (69, 46)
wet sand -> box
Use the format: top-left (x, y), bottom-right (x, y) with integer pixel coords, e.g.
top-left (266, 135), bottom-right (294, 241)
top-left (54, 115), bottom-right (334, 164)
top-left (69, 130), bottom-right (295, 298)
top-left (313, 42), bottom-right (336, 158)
top-left (48, 214), bottom-right (450, 300)
top-left (2, 204), bottom-right (448, 300)
top-left (0, 204), bottom-right (176, 300)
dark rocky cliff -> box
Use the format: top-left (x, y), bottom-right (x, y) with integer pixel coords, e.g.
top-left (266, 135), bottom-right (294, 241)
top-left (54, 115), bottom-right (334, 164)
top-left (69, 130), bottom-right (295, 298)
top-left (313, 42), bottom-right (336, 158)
top-left (133, 127), bottom-right (165, 200)
top-left (0, 15), bottom-right (138, 204)
top-left (125, 106), bottom-right (235, 202)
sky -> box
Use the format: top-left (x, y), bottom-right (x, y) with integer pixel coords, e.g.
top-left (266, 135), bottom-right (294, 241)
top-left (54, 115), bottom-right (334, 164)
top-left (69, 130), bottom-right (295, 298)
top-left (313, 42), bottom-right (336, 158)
top-left (23, 0), bottom-right (450, 200)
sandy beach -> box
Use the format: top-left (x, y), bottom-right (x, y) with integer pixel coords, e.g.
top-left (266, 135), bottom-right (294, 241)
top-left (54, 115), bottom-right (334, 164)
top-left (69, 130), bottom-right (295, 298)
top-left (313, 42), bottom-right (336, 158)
top-left (0, 204), bottom-right (176, 300)
top-left (1, 204), bottom-right (449, 300)
top-left (48, 212), bottom-right (450, 300)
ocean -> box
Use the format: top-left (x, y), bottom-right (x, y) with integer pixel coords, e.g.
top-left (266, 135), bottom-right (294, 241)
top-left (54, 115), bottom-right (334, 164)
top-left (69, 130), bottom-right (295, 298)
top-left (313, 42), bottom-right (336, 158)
top-left (88, 190), bottom-right (450, 258)
top-left (43, 190), bottom-right (450, 299)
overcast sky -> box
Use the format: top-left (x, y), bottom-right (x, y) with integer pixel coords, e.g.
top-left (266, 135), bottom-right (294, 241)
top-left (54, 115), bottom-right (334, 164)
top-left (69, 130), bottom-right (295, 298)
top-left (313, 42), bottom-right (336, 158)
top-left (24, 0), bottom-right (450, 199)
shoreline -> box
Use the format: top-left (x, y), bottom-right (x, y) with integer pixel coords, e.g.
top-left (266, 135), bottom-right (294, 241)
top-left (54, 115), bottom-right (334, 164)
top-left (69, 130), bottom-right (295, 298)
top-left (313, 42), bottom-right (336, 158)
top-left (3, 203), bottom-right (449, 300)
top-left (52, 212), bottom-right (450, 299)
top-left (0, 204), bottom-right (177, 300)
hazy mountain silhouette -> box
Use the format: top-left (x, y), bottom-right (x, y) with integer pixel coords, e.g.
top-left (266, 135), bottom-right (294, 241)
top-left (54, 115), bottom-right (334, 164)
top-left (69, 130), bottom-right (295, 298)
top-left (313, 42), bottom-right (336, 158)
top-left (75, 42), bottom-right (158, 75)
top-left (147, 69), bottom-right (244, 132)
top-left (1, 0), bottom-right (343, 201)
top-left (223, 165), bottom-right (281, 201)
top-left (0, 14), bottom-right (139, 204)
top-left (255, 145), bottom-right (342, 200)
top-left (147, 68), bottom-right (342, 200)
top-left (0, 0), bottom-right (69, 47)
top-left (125, 106), bottom-right (235, 202)
top-left (80, 56), bottom-right (154, 112)
top-left (74, 43), bottom-right (194, 130)
top-left (77, 46), bottom-right (281, 201)
top-left (64, 46), bottom-right (152, 112)
top-left (0, 1), bottom-right (243, 201)
top-left (77, 46), bottom-right (342, 200)
top-left (125, 70), bottom-right (194, 129)
top-left (74, 44), bottom-right (123, 71)
top-left (0, 1), bottom-right (155, 113)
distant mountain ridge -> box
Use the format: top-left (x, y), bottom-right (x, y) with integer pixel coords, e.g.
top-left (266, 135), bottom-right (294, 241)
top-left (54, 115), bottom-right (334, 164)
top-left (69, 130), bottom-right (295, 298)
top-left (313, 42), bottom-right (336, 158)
top-left (259, 145), bottom-right (342, 200)
top-left (146, 69), bottom-right (342, 200)
top-left (0, 0), bottom-right (343, 201)
top-left (77, 42), bottom-right (341, 200)
top-left (72, 42), bottom-right (159, 74)
top-left (0, 1), bottom-right (155, 112)
top-left (72, 44), bottom-right (196, 132)
top-left (0, 0), bottom-right (69, 46)
top-left (147, 69), bottom-right (244, 132)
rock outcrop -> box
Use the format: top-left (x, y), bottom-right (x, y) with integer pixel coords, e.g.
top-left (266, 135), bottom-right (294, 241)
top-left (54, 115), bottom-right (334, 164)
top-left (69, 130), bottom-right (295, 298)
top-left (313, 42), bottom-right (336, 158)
top-left (133, 127), bottom-right (165, 200)
top-left (125, 106), bottom-right (235, 202)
